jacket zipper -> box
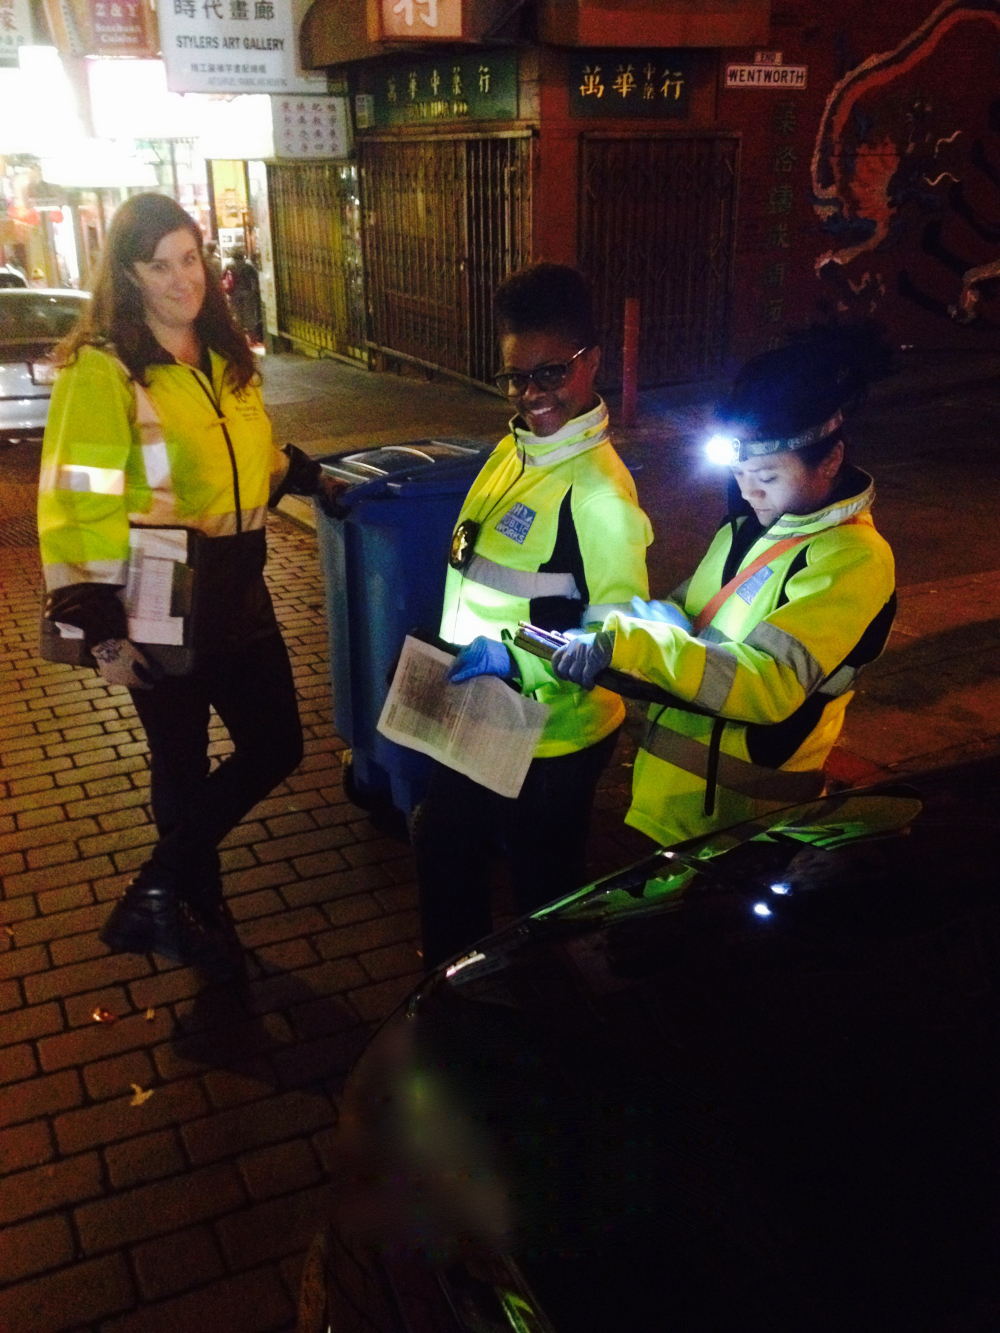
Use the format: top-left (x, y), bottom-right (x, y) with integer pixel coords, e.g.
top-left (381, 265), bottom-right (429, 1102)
top-left (191, 366), bottom-right (242, 534)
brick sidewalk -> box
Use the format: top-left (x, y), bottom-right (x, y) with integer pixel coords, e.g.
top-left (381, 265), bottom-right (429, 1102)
top-left (0, 516), bottom-right (423, 1333)
top-left (0, 511), bottom-right (638, 1333)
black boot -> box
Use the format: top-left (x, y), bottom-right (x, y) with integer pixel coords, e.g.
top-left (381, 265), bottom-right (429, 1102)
top-left (100, 871), bottom-right (238, 980)
top-left (183, 876), bottom-right (246, 980)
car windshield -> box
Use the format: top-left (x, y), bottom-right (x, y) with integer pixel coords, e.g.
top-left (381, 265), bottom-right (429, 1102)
top-left (0, 293), bottom-right (86, 343)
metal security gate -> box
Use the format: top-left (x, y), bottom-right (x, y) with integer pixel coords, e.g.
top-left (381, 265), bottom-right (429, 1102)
top-left (267, 162), bottom-right (366, 360)
top-left (359, 133), bottom-right (533, 384)
top-left (579, 134), bottom-right (740, 386)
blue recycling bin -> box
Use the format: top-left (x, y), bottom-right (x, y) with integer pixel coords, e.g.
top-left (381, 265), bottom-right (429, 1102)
top-left (314, 439), bottom-right (491, 818)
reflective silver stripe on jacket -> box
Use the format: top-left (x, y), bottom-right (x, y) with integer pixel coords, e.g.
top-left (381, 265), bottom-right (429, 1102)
top-left (43, 559), bottom-right (128, 591)
top-left (518, 434), bottom-right (609, 468)
top-left (691, 642), bottom-right (738, 711)
top-left (584, 601), bottom-right (634, 625)
top-left (463, 554), bottom-right (580, 601)
top-left (817, 664), bottom-right (857, 697)
top-left (744, 621), bottom-right (825, 694)
top-left (641, 722), bottom-right (825, 804)
top-left (698, 624), bottom-right (730, 645)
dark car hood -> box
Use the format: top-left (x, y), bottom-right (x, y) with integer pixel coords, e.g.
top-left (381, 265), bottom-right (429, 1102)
top-left (335, 763), bottom-right (1000, 1333)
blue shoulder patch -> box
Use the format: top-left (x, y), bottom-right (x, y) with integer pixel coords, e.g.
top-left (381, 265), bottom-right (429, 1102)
top-left (495, 502), bottom-right (536, 545)
top-left (735, 565), bottom-right (774, 604)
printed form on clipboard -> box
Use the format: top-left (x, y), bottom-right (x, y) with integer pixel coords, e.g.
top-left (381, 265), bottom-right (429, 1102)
top-left (124, 527), bottom-right (191, 645)
top-left (377, 636), bottom-right (550, 799)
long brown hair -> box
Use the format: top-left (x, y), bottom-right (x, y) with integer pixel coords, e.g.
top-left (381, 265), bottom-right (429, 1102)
top-left (55, 192), bottom-right (258, 391)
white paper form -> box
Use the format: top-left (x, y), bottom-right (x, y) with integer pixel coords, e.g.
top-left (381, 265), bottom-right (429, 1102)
top-left (124, 528), bottom-right (188, 646)
top-left (377, 636), bottom-right (550, 799)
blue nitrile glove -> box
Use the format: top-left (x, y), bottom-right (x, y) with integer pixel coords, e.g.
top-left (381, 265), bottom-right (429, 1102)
top-left (629, 596), bottom-right (692, 631)
top-left (447, 636), bottom-right (514, 683)
top-left (551, 630), bottom-right (614, 691)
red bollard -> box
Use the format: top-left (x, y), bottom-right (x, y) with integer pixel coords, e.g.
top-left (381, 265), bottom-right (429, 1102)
top-left (622, 297), bottom-right (639, 424)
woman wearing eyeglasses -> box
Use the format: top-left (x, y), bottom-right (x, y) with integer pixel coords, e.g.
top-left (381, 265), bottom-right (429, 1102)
top-left (412, 263), bottom-right (652, 970)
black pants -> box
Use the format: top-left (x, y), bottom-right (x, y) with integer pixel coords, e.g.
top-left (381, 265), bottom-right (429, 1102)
top-left (129, 632), bottom-right (303, 892)
top-left (412, 728), bottom-right (619, 971)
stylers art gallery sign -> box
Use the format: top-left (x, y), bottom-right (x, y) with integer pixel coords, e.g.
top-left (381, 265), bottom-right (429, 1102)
top-left (158, 0), bottom-right (324, 94)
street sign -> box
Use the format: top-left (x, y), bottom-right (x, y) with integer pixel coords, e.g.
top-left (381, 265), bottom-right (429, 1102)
top-left (725, 63), bottom-right (807, 89)
top-left (569, 49), bottom-right (692, 119)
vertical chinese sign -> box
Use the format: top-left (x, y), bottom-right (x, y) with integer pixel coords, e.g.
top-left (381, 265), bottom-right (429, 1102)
top-left (377, 0), bottom-right (462, 40)
top-left (569, 50), bottom-right (692, 119)
top-left (272, 95), bottom-right (349, 158)
top-left (0, 0), bottom-right (32, 66)
top-left (157, 0), bottom-right (325, 94)
top-left (763, 100), bottom-right (799, 342)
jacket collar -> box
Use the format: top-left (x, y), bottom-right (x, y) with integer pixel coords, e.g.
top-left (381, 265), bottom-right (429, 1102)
top-left (768, 465), bottom-right (876, 536)
top-left (726, 463), bottom-right (875, 541)
top-left (511, 398), bottom-right (609, 467)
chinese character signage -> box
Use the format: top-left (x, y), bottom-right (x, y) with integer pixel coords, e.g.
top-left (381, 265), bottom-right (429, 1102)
top-left (272, 95), bottom-right (350, 158)
top-left (0, 0), bottom-right (31, 66)
top-left (158, 0), bottom-right (325, 94)
top-left (379, 0), bottom-right (461, 40)
top-left (570, 50), bottom-right (692, 119)
top-left (368, 50), bottom-right (516, 126)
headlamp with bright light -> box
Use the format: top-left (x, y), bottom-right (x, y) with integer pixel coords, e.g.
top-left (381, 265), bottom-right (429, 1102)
top-left (703, 410), bottom-right (845, 467)
top-left (704, 434), bottom-right (740, 466)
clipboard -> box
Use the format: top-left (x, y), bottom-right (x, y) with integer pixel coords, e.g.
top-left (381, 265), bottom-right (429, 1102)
top-left (39, 526), bottom-right (199, 676)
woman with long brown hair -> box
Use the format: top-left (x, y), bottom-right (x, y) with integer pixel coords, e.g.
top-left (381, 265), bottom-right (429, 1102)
top-left (38, 192), bottom-right (339, 978)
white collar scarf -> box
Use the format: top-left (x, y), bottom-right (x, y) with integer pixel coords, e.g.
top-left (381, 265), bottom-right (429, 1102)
top-left (512, 398), bottom-right (610, 467)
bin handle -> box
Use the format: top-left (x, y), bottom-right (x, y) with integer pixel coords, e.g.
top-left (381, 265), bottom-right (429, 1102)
top-left (383, 445), bottom-right (437, 463)
top-left (318, 449), bottom-right (491, 515)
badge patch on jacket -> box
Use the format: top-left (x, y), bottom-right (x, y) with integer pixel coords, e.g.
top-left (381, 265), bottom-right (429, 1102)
top-left (495, 503), bottom-right (536, 545)
top-left (736, 566), bottom-right (774, 604)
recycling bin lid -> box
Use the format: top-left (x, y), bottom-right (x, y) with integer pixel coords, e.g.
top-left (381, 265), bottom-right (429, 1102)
top-left (318, 439), bottom-right (486, 487)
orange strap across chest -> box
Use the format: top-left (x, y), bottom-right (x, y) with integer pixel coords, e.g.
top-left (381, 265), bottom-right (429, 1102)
top-left (691, 537), bottom-right (809, 636)
top-left (692, 516), bottom-right (861, 637)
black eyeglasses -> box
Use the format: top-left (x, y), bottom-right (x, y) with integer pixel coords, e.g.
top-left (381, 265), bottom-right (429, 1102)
top-left (492, 346), bottom-right (590, 395)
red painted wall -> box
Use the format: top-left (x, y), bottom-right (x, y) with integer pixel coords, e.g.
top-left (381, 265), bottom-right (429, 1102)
top-left (529, 0), bottom-right (1000, 373)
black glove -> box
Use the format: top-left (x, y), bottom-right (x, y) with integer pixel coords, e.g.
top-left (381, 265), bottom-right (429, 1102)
top-left (45, 583), bottom-right (128, 651)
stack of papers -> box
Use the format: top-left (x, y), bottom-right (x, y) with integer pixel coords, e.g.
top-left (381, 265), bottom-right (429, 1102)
top-left (377, 636), bottom-right (550, 799)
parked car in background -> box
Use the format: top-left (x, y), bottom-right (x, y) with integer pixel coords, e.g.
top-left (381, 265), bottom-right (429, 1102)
top-left (0, 289), bottom-right (89, 442)
top-left (305, 757), bottom-right (1000, 1333)
top-left (0, 265), bottom-right (28, 288)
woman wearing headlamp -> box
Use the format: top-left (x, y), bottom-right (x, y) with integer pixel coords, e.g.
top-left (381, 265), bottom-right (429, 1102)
top-left (553, 326), bottom-right (896, 847)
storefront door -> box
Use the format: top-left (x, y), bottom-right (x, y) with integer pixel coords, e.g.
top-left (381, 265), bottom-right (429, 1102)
top-left (579, 133), bottom-right (740, 386)
top-left (359, 132), bottom-right (533, 385)
top-left (267, 161), bottom-right (366, 362)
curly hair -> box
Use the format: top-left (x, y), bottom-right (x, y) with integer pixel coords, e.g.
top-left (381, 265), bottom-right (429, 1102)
top-left (493, 263), bottom-right (599, 349)
top-left (54, 193), bottom-right (258, 392)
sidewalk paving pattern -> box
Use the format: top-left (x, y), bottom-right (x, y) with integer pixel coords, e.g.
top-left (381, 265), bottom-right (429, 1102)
top-left (1, 350), bottom-right (1000, 1331)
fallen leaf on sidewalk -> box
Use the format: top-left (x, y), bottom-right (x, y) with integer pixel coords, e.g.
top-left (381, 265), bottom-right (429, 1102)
top-left (144, 1008), bottom-right (155, 1021)
top-left (129, 1084), bottom-right (155, 1107)
top-left (92, 1007), bottom-right (117, 1024)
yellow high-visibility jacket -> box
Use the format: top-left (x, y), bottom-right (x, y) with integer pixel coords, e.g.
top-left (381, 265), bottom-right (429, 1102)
top-left (606, 467), bottom-right (895, 845)
top-left (440, 399), bottom-right (653, 757)
top-left (38, 344), bottom-right (305, 652)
